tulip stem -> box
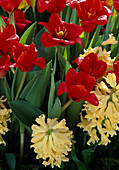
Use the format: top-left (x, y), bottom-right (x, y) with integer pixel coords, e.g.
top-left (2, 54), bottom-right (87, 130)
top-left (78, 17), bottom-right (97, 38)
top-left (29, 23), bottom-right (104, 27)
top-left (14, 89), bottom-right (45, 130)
top-left (19, 122), bottom-right (25, 163)
top-left (84, 33), bottom-right (89, 49)
top-left (9, 13), bottom-right (13, 24)
top-left (15, 72), bottom-right (27, 101)
top-left (15, 72), bottom-right (27, 163)
top-left (61, 100), bottom-right (73, 113)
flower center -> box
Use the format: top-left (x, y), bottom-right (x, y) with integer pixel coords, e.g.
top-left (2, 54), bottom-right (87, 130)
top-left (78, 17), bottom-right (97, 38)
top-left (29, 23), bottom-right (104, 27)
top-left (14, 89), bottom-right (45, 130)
top-left (55, 27), bottom-right (68, 39)
top-left (49, 0), bottom-right (52, 2)
top-left (46, 128), bottom-right (52, 135)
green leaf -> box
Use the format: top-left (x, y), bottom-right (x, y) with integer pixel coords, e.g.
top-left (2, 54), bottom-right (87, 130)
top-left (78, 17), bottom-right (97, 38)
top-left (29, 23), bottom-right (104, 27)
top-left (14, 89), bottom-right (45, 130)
top-left (5, 153), bottom-right (16, 170)
top-left (4, 77), bottom-right (11, 101)
top-left (70, 9), bottom-right (78, 24)
top-left (19, 22), bottom-right (37, 45)
top-left (10, 100), bottom-right (43, 127)
top-left (48, 97), bottom-right (61, 119)
top-left (33, 27), bottom-right (55, 63)
top-left (0, 16), bottom-right (6, 32)
top-left (11, 68), bottom-right (23, 101)
top-left (71, 145), bottom-right (87, 170)
top-left (25, 61), bottom-right (52, 107)
top-left (19, 70), bottom-right (42, 99)
top-left (48, 74), bottom-right (55, 114)
top-left (81, 148), bottom-right (95, 167)
top-left (89, 25), bottom-right (102, 48)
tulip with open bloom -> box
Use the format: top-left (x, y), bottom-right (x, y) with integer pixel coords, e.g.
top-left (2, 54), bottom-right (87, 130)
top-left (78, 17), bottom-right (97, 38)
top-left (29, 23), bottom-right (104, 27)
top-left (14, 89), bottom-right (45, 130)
top-left (68, 0), bottom-right (113, 33)
top-left (39, 13), bottom-right (83, 47)
top-left (57, 68), bottom-right (99, 106)
top-left (72, 53), bottom-right (107, 79)
top-left (10, 42), bottom-right (46, 72)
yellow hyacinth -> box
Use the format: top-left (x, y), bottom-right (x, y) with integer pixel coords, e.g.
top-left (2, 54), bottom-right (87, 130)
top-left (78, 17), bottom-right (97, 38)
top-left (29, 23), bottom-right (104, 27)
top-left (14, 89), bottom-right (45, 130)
top-left (102, 34), bottom-right (118, 46)
top-left (31, 114), bottom-right (73, 168)
top-left (0, 96), bottom-right (11, 145)
top-left (77, 73), bottom-right (119, 146)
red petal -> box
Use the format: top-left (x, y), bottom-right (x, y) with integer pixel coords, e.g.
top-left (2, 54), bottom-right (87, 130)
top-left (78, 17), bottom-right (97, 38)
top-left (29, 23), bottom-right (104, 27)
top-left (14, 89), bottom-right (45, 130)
top-left (57, 82), bottom-right (67, 96)
top-left (40, 32), bottom-right (58, 47)
top-left (83, 93), bottom-right (99, 106)
top-left (68, 84), bottom-right (88, 101)
top-left (66, 68), bottom-right (80, 86)
top-left (91, 60), bottom-right (107, 79)
top-left (33, 57), bottom-right (46, 69)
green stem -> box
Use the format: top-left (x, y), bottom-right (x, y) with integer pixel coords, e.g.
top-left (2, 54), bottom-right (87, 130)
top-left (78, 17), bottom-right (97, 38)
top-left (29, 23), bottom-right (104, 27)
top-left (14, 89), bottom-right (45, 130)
top-left (14, 72), bottom-right (27, 163)
top-left (9, 12), bottom-right (16, 32)
top-left (15, 72), bottom-right (27, 101)
top-left (84, 33), bottom-right (89, 49)
top-left (9, 13), bottom-right (12, 24)
top-left (61, 100), bottom-right (73, 113)
top-left (19, 122), bottom-right (25, 163)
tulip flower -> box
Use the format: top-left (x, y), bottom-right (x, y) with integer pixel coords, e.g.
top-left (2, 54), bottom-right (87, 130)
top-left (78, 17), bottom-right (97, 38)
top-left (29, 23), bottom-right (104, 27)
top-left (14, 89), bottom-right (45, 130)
top-left (112, 57), bottom-right (119, 84)
top-left (68, 0), bottom-right (113, 33)
top-left (39, 13), bottom-right (83, 47)
top-left (37, 0), bottom-right (66, 13)
top-left (72, 53), bottom-right (107, 79)
top-left (9, 42), bottom-right (46, 72)
top-left (14, 10), bottom-right (32, 34)
top-left (0, 0), bottom-right (22, 13)
top-left (0, 24), bottom-right (19, 55)
top-left (0, 54), bottom-right (11, 78)
top-left (113, 0), bottom-right (119, 12)
top-left (57, 68), bottom-right (99, 106)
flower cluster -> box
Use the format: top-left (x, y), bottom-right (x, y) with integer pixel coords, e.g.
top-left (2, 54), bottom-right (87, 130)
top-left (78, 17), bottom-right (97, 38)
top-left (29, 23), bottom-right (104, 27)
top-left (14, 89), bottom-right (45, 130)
top-left (31, 114), bottom-right (73, 168)
top-left (0, 96), bottom-right (11, 145)
top-left (78, 73), bottom-right (119, 145)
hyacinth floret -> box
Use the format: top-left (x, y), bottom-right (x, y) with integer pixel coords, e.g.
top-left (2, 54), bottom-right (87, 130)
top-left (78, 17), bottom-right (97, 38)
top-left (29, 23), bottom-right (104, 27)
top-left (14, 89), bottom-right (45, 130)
top-left (31, 114), bottom-right (73, 168)
top-left (0, 96), bottom-right (11, 145)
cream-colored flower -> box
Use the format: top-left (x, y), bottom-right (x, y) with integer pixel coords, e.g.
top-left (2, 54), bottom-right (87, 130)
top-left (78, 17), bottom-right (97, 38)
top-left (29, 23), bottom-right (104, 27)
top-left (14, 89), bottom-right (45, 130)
top-left (78, 73), bottom-right (119, 146)
top-left (31, 114), bottom-right (73, 168)
top-left (0, 96), bottom-right (11, 145)
top-left (102, 34), bottom-right (118, 46)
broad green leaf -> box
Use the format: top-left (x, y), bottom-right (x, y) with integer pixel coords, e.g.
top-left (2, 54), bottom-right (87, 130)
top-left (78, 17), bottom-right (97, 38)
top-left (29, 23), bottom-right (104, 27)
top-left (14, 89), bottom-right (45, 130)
top-left (19, 70), bottom-right (42, 99)
top-left (19, 22), bottom-right (37, 45)
top-left (71, 145), bottom-right (87, 170)
top-left (11, 68), bottom-right (23, 101)
top-left (48, 74), bottom-right (55, 114)
top-left (10, 100), bottom-right (43, 127)
top-left (25, 61), bottom-right (52, 107)
top-left (4, 77), bottom-right (11, 101)
top-left (5, 153), bottom-right (16, 170)
top-left (33, 27), bottom-right (55, 63)
top-left (48, 97), bottom-right (61, 119)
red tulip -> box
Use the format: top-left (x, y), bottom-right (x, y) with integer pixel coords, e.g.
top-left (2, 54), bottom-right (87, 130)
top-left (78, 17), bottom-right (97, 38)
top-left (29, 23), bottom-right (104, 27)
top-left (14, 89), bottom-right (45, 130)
top-left (0, 54), bottom-right (11, 78)
top-left (72, 53), bottom-right (107, 79)
top-left (37, 0), bottom-right (66, 13)
top-left (0, 0), bottom-right (22, 13)
top-left (113, 56), bottom-right (119, 84)
top-left (68, 0), bottom-right (113, 33)
top-left (113, 0), bottom-right (119, 12)
top-left (57, 68), bottom-right (99, 106)
top-left (14, 10), bottom-right (32, 34)
top-left (39, 13), bottom-right (83, 47)
top-left (0, 24), bottom-right (19, 55)
top-left (10, 42), bottom-right (46, 72)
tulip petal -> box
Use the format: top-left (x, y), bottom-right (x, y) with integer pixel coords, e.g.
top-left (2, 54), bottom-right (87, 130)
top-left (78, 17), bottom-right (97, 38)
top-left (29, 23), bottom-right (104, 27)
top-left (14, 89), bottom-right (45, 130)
top-left (57, 82), bottom-right (67, 96)
top-left (83, 93), bottom-right (99, 106)
top-left (33, 57), bottom-right (46, 69)
top-left (40, 32), bottom-right (58, 47)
